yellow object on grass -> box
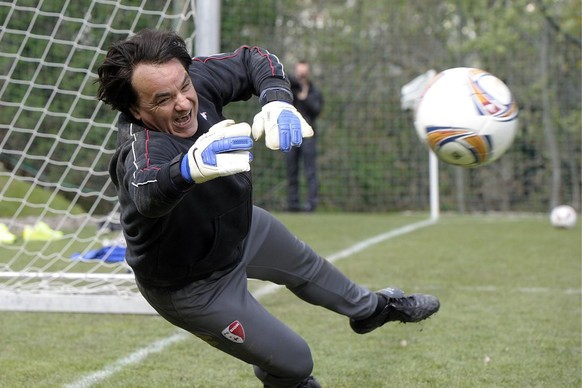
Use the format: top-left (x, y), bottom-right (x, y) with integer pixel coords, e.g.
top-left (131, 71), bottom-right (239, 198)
top-left (0, 223), bottom-right (17, 244)
top-left (22, 221), bottom-right (63, 241)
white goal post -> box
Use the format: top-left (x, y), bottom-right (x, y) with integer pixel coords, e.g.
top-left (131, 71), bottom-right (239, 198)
top-left (401, 70), bottom-right (440, 221)
top-left (0, 0), bottom-right (224, 314)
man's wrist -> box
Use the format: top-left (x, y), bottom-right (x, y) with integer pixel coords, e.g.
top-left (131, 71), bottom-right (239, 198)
top-left (259, 87), bottom-right (293, 106)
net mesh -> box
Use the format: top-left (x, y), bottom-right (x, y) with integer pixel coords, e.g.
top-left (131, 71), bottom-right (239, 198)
top-left (0, 0), bottom-right (196, 313)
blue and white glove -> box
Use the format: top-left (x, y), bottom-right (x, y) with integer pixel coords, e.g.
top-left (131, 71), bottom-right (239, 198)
top-left (181, 120), bottom-right (253, 183)
top-left (251, 101), bottom-right (314, 152)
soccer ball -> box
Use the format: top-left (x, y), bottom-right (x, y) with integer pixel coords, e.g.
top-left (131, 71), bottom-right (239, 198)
top-left (414, 67), bottom-right (519, 167)
top-left (550, 205), bottom-right (577, 229)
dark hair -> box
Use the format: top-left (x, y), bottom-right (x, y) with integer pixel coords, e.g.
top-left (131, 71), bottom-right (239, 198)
top-left (97, 29), bottom-right (193, 116)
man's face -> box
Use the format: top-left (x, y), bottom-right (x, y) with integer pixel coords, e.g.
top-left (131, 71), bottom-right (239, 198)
top-left (130, 59), bottom-right (199, 138)
top-left (294, 63), bottom-right (310, 82)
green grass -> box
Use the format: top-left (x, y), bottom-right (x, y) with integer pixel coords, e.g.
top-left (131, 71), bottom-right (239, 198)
top-left (1, 213), bottom-right (580, 387)
top-left (0, 174), bottom-right (85, 217)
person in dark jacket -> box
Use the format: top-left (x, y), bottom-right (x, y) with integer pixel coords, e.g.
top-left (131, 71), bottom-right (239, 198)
top-left (98, 29), bottom-right (439, 388)
top-left (287, 61), bottom-right (324, 212)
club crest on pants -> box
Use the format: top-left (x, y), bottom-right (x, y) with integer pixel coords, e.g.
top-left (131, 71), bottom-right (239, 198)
top-left (222, 320), bottom-right (245, 343)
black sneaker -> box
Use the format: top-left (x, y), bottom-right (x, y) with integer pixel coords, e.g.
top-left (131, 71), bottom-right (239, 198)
top-left (350, 287), bottom-right (440, 334)
top-left (264, 375), bottom-right (321, 388)
top-left (298, 376), bottom-right (321, 388)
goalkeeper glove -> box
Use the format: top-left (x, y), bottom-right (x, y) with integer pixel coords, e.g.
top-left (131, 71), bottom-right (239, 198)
top-left (251, 101), bottom-right (314, 152)
top-left (181, 120), bottom-right (253, 184)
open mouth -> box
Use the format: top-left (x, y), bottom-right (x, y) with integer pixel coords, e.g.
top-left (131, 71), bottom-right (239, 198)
top-left (174, 110), bottom-right (192, 128)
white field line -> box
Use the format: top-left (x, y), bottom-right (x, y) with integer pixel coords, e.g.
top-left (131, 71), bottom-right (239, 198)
top-left (415, 284), bottom-right (582, 295)
top-left (252, 218), bottom-right (438, 299)
top-left (63, 332), bottom-right (188, 388)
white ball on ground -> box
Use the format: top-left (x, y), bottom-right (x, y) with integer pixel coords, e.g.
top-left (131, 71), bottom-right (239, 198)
top-left (550, 205), bottom-right (577, 229)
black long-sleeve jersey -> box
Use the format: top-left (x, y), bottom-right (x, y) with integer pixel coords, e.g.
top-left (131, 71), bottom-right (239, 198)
top-left (109, 46), bottom-right (293, 288)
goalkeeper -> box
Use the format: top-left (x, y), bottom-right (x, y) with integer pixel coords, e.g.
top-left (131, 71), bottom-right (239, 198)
top-left (98, 29), bottom-right (439, 388)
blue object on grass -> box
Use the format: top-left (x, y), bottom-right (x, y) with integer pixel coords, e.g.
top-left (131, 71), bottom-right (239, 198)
top-left (71, 245), bottom-right (126, 263)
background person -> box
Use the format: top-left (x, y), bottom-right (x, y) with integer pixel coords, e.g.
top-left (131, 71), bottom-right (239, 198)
top-left (287, 61), bottom-right (324, 212)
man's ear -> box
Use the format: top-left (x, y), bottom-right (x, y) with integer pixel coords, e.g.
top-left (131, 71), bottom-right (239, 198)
top-left (129, 106), bottom-right (141, 120)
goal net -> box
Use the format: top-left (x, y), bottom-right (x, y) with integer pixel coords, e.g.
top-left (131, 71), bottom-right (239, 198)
top-left (0, 0), bottom-right (197, 314)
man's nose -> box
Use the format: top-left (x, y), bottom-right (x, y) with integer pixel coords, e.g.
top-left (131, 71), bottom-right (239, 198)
top-left (175, 93), bottom-right (190, 110)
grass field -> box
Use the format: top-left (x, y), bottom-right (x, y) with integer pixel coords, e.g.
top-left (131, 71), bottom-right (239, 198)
top-left (1, 212), bottom-right (580, 387)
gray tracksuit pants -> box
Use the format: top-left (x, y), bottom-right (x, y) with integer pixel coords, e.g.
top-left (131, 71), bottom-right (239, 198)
top-left (137, 206), bottom-right (378, 387)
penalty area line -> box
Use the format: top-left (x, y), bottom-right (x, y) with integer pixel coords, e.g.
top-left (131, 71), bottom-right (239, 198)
top-left (64, 217), bottom-right (437, 387)
top-left (63, 331), bottom-right (188, 388)
top-left (252, 218), bottom-right (438, 299)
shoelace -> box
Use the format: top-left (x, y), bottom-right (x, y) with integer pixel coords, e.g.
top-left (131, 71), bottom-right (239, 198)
top-left (389, 296), bottom-right (416, 308)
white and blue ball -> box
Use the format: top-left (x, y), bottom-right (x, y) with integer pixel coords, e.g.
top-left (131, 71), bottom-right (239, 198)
top-left (414, 67), bottom-right (519, 168)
